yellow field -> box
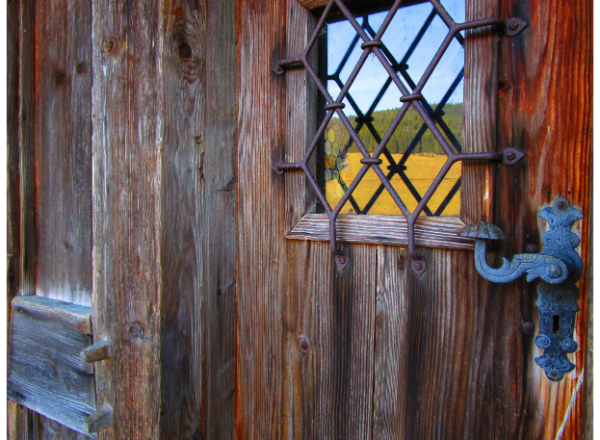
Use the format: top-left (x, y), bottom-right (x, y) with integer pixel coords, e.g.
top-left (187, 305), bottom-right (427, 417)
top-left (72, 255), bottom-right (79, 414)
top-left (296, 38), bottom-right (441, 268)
top-left (325, 152), bottom-right (461, 216)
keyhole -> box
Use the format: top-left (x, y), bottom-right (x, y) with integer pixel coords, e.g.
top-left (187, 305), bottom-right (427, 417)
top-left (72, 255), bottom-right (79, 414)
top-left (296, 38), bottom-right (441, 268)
top-left (552, 315), bottom-right (561, 334)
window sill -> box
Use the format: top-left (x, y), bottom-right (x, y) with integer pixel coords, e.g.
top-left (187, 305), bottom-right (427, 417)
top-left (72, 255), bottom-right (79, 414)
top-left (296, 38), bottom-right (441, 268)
top-left (287, 214), bottom-right (474, 250)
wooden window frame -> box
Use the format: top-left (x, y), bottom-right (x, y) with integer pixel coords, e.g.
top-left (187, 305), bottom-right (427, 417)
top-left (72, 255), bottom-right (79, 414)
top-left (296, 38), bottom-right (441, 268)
top-left (281, 0), bottom-right (497, 252)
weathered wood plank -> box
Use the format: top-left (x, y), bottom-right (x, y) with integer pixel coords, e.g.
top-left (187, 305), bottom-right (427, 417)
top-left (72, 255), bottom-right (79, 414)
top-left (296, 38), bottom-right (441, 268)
top-left (18, 0), bottom-right (35, 298)
top-left (461, 0), bottom-right (497, 225)
top-left (7, 296), bottom-right (95, 437)
top-left (496, 0), bottom-right (593, 436)
top-left (8, 401), bottom-right (39, 440)
top-left (372, 246), bottom-right (408, 439)
top-left (200, 0), bottom-right (239, 438)
top-left (33, 0), bottom-right (93, 306)
top-left (158, 2), bottom-right (206, 437)
top-left (236, 0), bottom-right (288, 437)
top-left (284, 240), bottom-right (377, 440)
top-left (288, 214), bottom-right (474, 249)
top-left (159, 0), bottom-right (238, 438)
top-left (284, 0), bottom-right (317, 233)
top-left (316, 244), bottom-right (376, 439)
top-left (373, 248), bottom-right (505, 438)
top-left (91, 1), bottom-right (163, 437)
top-left (7, 0), bottom-right (21, 303)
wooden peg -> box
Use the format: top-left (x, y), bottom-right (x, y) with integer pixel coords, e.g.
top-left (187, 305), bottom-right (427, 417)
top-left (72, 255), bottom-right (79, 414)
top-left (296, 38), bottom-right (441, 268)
top-left (80, 341), bottom-right (111, 363)
top-left (83, 405), bottom-right (113, 434)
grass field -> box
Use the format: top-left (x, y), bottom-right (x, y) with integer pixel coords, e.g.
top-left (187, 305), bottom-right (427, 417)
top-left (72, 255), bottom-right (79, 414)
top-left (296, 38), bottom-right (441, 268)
top-left (325, 152), bottom-right (461, 216)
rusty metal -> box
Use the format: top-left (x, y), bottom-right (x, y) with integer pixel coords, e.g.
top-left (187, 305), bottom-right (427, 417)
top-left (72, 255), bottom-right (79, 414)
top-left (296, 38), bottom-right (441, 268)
top-left (360, 40), bottom-right (384, 49)
top-left (360, 158), bottom-right (382, 165)
top-left (399, 93), bottom-right (423, 102)
top-left (274, 0), bottom-right (526, 273)
top-left (461, 198), bottom-right (583, 381)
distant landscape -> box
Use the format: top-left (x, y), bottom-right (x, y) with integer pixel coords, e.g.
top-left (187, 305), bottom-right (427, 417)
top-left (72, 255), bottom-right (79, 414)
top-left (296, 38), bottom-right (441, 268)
top-left (325, 103), bottom-right (463, 155)
top-left (323, 104), bottom-right (463, 216)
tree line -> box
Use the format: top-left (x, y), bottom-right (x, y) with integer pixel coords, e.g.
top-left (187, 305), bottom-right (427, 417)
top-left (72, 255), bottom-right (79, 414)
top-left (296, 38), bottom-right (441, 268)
top-left (326, 103), bottom-right (463, 155)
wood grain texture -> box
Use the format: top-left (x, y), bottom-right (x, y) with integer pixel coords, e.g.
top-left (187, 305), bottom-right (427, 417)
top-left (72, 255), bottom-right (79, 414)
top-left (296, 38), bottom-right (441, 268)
top-left (496, 0), bottom-right (593, 436)
top-left (284, 240), bottom-right (377, 440)
top-left (159, 0), bottom-right (238, 438)
top-left (372, 247), bottom-right (513, 439)
top-left (461, 0), bottom-right (497, 224)
top-left (159, 2), bottom-right (206, 438)
top-left (33, 0), bottom-right (93, 306)
top-left (236, 0), bottom-right (288, 437)
top-left (19, 0), bottom-right (35, 297)
top-left (91, 1), bottom-right (163, 438)
top-left (200, 0), bottom-right (239, 438)
top-left (7, 296), bottom-right (95, 437)
top-left (288, 214), bottom-right (474, 250)
top-left (8, 0), bottom-right (21, 302)
top-left (284, 0), bottom-right (317, 233)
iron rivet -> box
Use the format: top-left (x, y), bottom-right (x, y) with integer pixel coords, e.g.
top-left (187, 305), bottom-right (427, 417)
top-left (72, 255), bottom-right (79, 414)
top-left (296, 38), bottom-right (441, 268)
top-left (522, 322), bottom-right (535, 334)
top-left (550, 370), bottom-right (559, 378)
top-left (413, 262), bottom-right (423, 270)
top-left (506, 151), bottom-right (516, 160)
top-left (509, 20), bottom-right (519, 30)
top-left (554, 294), bottom-right (562, 301)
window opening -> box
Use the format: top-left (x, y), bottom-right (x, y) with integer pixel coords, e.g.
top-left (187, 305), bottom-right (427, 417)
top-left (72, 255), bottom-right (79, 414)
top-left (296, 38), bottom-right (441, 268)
top-left (273, 0), bottom-right (526, 273)
top-left (317, 0), bottom-right (465, 216)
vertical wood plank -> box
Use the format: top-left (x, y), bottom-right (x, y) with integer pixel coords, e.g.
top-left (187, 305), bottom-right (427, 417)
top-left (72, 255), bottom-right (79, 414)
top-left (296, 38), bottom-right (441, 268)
top-left (462, 0), bottom-right (498, 224)
top-left (236, 0), bottom-right (288, 437)
top-left (10, 0), bottom-right (41, 436)
top-left (18, 0), bottom-right (35, 298)
top-left (159, 2), bottom-right (206, 437)
top-left (496, 0), bottom-right (592, 436)
top-left (372, 246), bottom-right (407, 439)
top-left (158, 0), bottom-right (239, 438)
top-left (8, 0), bottom-right (21, 303)
top-left (285, 241), bottom-right (377, 440)
top-left (284, 0), bottom-right (317, 233)
top-left (201, 0), bottom-right (239, 438)
top-left (34, 0), bottom-right (93, 306)
top-left (313, 244), bottom-right (376, 440)
top-left (91, 1), bottom-right (163, 438)
top-left (373, 248), bottom-right (506, 439)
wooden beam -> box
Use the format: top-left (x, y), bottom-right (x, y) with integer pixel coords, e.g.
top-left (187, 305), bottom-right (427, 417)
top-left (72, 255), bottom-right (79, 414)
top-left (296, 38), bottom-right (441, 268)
top-left (7, 296), bottom-right (95, 437)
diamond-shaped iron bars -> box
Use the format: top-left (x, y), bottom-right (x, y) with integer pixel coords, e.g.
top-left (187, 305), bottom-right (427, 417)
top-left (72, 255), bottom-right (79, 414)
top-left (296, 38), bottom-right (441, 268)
top-left (325, 10), bottom-right (465, 216)
top-left (274, 0), bottom-right (526, 275)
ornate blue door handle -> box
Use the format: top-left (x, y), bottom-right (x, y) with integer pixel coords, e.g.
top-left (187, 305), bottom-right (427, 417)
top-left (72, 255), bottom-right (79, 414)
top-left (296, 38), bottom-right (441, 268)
top-left (459, 198), bottom-right (583, 381)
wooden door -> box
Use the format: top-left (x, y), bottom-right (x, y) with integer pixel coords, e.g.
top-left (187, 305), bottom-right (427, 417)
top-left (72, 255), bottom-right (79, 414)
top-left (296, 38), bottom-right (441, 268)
top-left (7, 0), bottom-right (590, 438)
top-left (235, 0), bottom-right (591, 439)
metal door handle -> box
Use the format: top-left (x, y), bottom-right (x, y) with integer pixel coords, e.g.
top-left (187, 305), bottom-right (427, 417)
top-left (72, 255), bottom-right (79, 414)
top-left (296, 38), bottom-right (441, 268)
top-left (459, 198), bottom-right (583, 380)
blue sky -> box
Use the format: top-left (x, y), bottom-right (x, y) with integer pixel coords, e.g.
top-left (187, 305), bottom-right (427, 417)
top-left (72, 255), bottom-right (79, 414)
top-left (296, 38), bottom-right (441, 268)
top-left (326, 0), bottom-right (465, 115)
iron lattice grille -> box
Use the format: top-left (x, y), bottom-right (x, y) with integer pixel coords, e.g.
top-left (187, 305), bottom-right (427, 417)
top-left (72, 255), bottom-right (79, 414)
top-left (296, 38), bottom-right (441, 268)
top-left (321, 8), bottom-right (465, 216)
top-left (274, 0), bottom-right (526, 274)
